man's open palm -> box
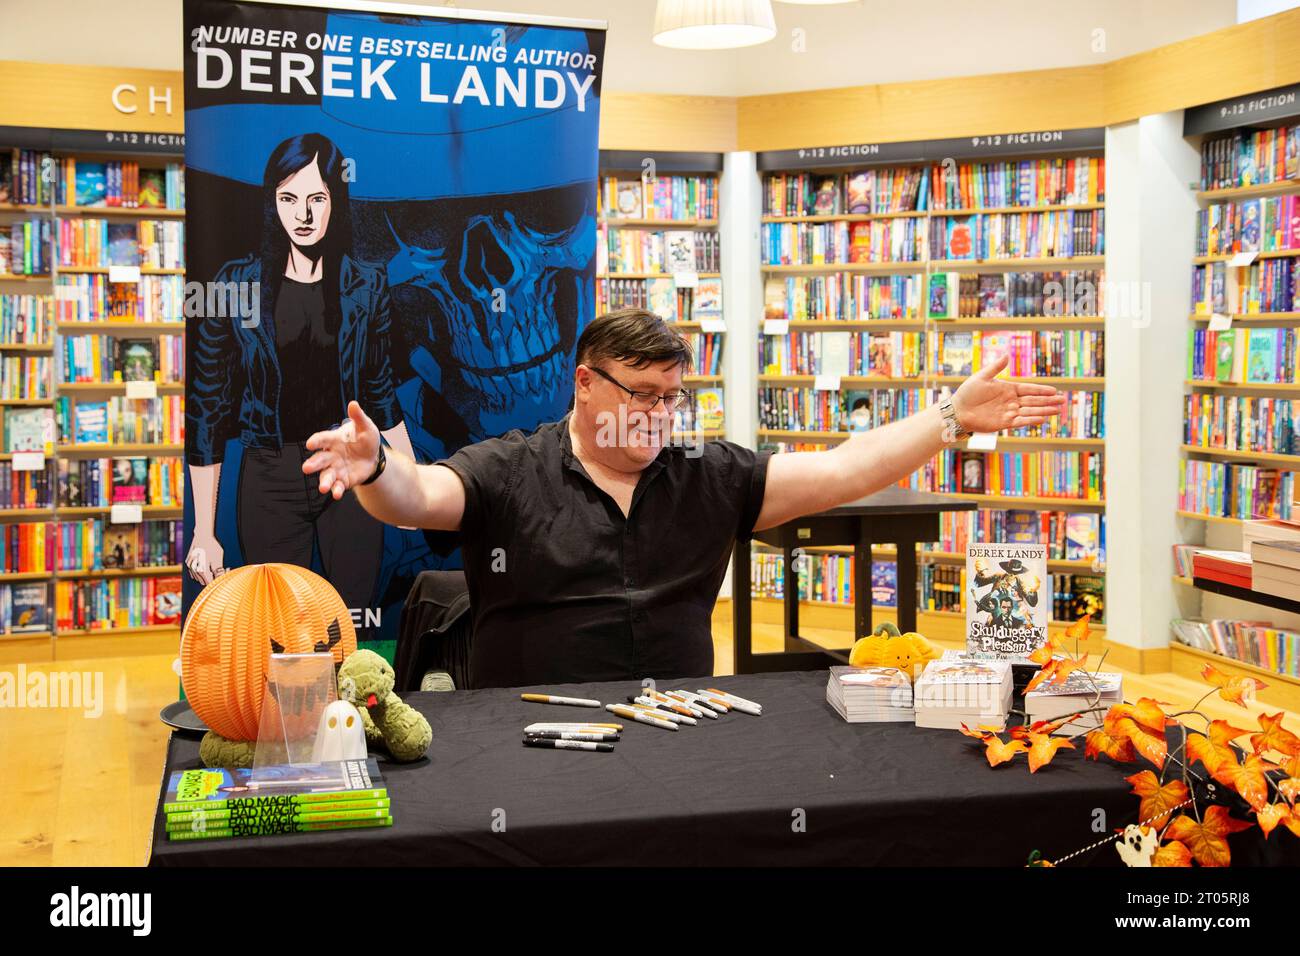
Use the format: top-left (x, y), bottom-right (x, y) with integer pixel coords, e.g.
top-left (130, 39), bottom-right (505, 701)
top-left (303, 401), bottom-right (380, 499)
top-left (952, 355), bottom-right (1067, 434)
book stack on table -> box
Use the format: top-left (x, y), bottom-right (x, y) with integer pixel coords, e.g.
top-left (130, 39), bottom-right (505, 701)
top-left (1249, 540), bottom-right (1300, 602)
top-left (825, 666), bottom-right (914, 723)
top-left (163, 759), bottom-right (391, 842)
top-left (913, 657), bottom-right (1013, 732)
top-left (1025, 670), bottom-right (1123, 735)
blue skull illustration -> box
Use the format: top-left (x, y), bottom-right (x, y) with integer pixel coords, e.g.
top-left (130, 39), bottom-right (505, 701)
top-left (377, 187), bottom-right (595, 450)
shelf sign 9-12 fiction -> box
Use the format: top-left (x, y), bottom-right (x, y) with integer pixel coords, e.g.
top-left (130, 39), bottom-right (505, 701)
top-left (180, 0), bottom-right (606, 656)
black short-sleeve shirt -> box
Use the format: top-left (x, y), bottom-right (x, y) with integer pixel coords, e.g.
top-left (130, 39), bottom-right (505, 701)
top-left (436, 417), bottom-right (771, 689)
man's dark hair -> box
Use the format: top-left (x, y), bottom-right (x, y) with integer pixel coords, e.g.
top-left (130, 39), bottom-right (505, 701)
top-left (575, 308), bottom-right (694, 372)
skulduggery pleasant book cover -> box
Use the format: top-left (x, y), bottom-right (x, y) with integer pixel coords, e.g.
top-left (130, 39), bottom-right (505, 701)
top-left (965, 543), bottom-right (1048, 660)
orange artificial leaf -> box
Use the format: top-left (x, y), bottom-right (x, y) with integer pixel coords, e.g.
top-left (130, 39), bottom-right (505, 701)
top-left (958, 722), bottom-right (991, 740)
top-left (1009, 718), bottom-right (1070, 741)
top-left (1027, 644), bottom-right (1056, 666)
top-left (983, 735), bottom-right (1029, 768)
top-left (1027, 631), bottom-right (1067, 665)
top-left (1251, 712), bottom-right (1300, 758)
top-left (1110, 698), bottom-right (1171, 734)
top-left (1026, 732), bottom-right (1075, 773)
top-left (1024, 658), bottom-right (1062, 694)
top-left (1152, 840), bottom-right (1194, 868)
top-left (1207, 719), bottom-right (1253, 747)
top-left (1285, 811), bottom-right (1300, 839)
top-left (1126, 770), bottom-right (1190, 830)
top-left (1201, 746), bottom-right (1278, 812)
top-left (1277, 755), bottom-right (1300, 804)
top-left (1024, 656), bottom-right (1091, 694)
top-left (1085, 726), bottom-right (1137, 763)
top-left (1218, 753), bottom-right (1280, 812)
top-left (1165, 807), bottom-right (1254, 867)
top-left (1030, 717), bottom-right (1073, 735)
top-left (1256, 803), bottom-right (1291, 839)
top-left (1104, 712), bottom-right (1168, 770)
top-left (1063, 614), bottom-right (1092, 645)
top-left (1201, 662), bottom-right (1269, 707)
top-left (1186, 732), bottom-right (1233, 778)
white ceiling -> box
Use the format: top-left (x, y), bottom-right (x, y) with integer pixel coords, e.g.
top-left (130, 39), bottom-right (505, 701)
top-left (0, 0), bottom-right (1240, 96)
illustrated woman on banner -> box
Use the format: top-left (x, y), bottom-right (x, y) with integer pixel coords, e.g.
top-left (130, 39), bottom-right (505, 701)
top-left (185, 132), bottom-right (416, 615)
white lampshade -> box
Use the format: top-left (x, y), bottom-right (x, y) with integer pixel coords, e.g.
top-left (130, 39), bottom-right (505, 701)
top-left (653, 0), bottom-right (777, 50)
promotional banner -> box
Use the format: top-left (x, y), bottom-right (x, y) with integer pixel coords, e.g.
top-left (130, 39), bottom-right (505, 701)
top-left (181, 0), bottom-right (606, 655)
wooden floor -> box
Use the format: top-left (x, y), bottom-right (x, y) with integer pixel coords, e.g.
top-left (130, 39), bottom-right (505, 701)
top-left (1, 605), bottom-right (1295, 867)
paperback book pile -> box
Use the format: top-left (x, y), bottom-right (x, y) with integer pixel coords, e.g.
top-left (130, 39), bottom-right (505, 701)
top-left (163, 759), bottom-right (390, 841)
top-left (1191, 549), bottom-right (1252, 589)
top-left (825, 666), bottom-right (913, 723)
top-left (1249, 539), bottom-right (1300, 601)
top-left (1025, 669), bottom-right (1123, 735)
top-left (914, 655), bottom-right (1013, 731)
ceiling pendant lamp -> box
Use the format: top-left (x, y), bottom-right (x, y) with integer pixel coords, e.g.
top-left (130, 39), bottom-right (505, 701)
top-left (653, 0), bottom-right (778, 50)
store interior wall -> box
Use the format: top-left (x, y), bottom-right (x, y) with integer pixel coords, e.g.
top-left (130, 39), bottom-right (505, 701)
top-left (0, 0), bottom-right (1238, 96)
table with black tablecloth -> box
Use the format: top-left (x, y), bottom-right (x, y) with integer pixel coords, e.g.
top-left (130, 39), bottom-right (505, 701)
top-left (150, 670), bottom-right (1204, 867)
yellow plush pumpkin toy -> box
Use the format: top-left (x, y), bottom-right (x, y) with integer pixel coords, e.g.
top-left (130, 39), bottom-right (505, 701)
top-left (848, 621), bottom-right (940, 681)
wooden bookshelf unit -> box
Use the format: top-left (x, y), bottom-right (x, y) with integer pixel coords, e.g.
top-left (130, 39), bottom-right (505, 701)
top-left (1, 139), bottom-right (186, 650)
top-left (750, 130), bottom-right (1108, 633)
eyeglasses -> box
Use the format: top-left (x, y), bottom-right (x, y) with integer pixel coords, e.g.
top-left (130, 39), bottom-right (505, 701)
top-left (589, 366), bottom-right (692, 412)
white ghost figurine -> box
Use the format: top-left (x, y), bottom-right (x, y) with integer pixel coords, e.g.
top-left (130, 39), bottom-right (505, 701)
top-left (1115, 824), bottom-right (1159, 867)
top-left (311, 700), bottom-right (369, 763)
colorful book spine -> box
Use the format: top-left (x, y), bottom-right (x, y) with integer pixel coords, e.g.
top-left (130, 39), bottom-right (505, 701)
top-left (54, 519), bottom-right (182, 572)
top-left (599, 175), bottom-right (719, 220)
top-left (0, 294), bottom-right (53, 344)
top-left (899, 448), bottom-right (1105, 501)
top-left (54, 574), bottom-right (182, 631)
top-left (1199, 126), bottom-right (1300, 191)
top-left (1178, 457), bottom-right (1294, 520)
top-left (927, 209), bottom-right (1103, 261)
top-left (1, 522), bottom-right (57, 572)
top-left (600, 229), bottom-right (719, 273)
top-left (0, 462), bottom-right (54, 510)
top-left (0, 355), bottom-right (51, 399)
top-left (1182, 393), bottom-right (1299, 454)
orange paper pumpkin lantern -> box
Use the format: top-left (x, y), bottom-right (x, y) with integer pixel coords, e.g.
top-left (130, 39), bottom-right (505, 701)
top-left (180, 563), bottom-right (357, 741)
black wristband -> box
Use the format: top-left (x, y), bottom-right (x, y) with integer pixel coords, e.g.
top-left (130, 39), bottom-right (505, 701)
top-left (361, 444), bottom-right (387, 485)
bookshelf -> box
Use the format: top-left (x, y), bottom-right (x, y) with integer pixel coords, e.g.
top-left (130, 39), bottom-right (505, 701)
top-left (596, 151), bottom-right (727, 440)
top-left (1, 140), bottom-right (185, 649)
top-left (751, 131), bottom-right (1108, 634)
top-left (1171, 89), bottom-right (1300, 698)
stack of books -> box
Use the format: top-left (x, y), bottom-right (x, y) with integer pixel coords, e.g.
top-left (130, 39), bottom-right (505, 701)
top-left (1191, 549), bottom-right (1252, 589)
top-left (163, 759), bottom-right (391, 842)
top-left (825, 666), bottom-right (914, 723)
top-left (1249, 540), bottom-right (1300, 602)
top-left (1025, 670), bottom-right (1123, 735)
top-left (913, 656), bottom-right (1013, 731)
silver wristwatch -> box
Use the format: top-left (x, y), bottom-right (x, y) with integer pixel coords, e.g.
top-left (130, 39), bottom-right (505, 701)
top-left (939, 396), bottom-right (970, 441)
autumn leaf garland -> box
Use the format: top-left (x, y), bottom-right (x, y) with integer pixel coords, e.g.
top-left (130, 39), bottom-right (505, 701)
top-left (952, 615), bottom-right (1300, 866)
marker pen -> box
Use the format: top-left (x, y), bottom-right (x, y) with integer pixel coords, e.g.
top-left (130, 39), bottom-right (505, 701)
top-left (522, 737), bottom-right (614, 752)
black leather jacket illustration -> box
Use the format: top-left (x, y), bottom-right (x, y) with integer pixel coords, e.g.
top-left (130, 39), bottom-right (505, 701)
top-left (187, 253), bottom-right (400, 466)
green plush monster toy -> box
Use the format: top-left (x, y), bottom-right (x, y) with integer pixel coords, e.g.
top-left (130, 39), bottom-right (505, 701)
top-left (198, 648), bottom-right (432, 767)
top-left (337, 649), bottom-right (432, 763)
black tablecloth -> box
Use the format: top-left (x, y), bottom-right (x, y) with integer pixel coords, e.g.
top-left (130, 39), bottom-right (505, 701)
top-left (147, 671), bottom-right (1292, 867)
